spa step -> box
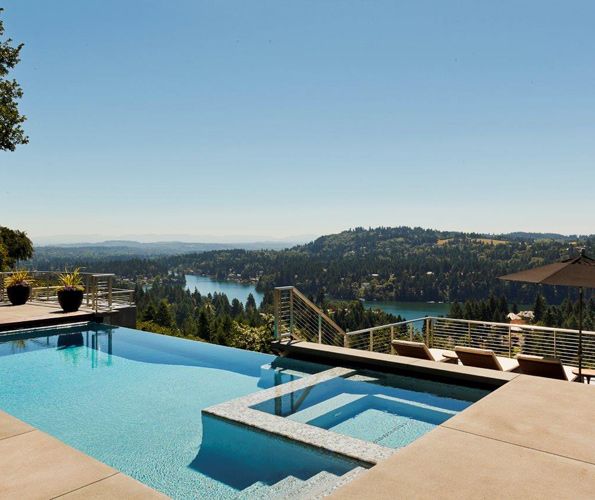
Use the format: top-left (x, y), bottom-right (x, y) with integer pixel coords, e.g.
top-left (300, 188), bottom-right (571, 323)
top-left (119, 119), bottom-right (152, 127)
top-left (294, 467), bottom-right (367, 499)
top-left (236, 480), bottom-right (268, 498)
top-left (265, 475), bottom-right (306, 497)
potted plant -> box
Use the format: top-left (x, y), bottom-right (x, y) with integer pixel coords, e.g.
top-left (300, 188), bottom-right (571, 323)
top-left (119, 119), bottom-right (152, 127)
top-left (57, 268), bottom-right (84, 312)
top-left (4, 270), bottom-right (32, 305)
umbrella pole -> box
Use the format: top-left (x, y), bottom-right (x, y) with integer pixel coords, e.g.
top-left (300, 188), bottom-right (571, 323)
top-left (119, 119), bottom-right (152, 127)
top-left (578, 286), bottom-right (583, 383)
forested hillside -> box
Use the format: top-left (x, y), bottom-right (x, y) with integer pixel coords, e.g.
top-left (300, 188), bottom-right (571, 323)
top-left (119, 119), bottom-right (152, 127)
top-left (27, 226), bottom-right (593, 305)
top-left (164, 227), bottom-right (593, 305)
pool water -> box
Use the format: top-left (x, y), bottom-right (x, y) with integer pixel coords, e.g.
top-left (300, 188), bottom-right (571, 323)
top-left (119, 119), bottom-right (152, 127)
top-left (252, 370), bottom-right (490, 449)
top-left (0, 324), bottom-right (356, 499)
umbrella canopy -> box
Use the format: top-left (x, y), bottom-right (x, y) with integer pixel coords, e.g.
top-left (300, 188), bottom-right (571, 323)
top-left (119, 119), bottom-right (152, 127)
top-left (499, 250), bottom-right (595, 288)
top-left (499, 249), bottom-right (594, 381)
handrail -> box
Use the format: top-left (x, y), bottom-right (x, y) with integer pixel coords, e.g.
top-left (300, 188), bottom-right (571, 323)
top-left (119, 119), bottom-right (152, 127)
top-left (345, 318), bottom-right (421, 336)
top-left (291, 287), bottom-right (345, 335)
top-left (423, 315), bottom-right (595, 335)
top-left (0, 270), bottom-right (134, 312)
top-left (273, 286), bottom-right (595, 367)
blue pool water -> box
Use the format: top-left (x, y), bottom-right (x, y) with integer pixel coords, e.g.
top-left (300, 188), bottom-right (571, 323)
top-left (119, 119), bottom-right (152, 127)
top-left (0, 324), bottom-right (357, 499)
top-left (252, 370), bottom-right (490, 449)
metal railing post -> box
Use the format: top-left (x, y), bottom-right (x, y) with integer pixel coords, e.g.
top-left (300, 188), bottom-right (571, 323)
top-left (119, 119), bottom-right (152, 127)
top-left (289, 289), bottom-right (294, 337)
top-left (553, 329), bottom-right (557, 358)
top-left (390, 326), bottom-right (395, 354)
top-left (108, 276), bottom-right (113, 310)
top-left (273, 289), bottom-right (280, 340)
top-left (318, 314), bottom-right (322, 344)
top-left (508, 326), bottom-right (512, 358)
top-left (369, 330), bottom-right (373, 351)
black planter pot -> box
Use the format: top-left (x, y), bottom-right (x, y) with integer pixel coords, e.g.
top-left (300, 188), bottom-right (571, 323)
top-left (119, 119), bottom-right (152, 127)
top-left (6, 284), bottom-right (31, 305)
top-left (57, 288), bottom-right (84, 312)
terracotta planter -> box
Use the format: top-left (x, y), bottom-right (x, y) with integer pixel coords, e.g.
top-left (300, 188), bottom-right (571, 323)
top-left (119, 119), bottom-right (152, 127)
top-left (57, 288), bottom-right (84, 312)
top-left (6, 284), bottom-right (31, 305)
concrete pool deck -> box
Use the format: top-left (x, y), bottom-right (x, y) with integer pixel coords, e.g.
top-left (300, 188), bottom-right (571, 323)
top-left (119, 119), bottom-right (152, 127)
top-left (0, 303), bottom-right (95, 332)
top-left (0, 411), bottom-right (166, 500)
top-left (330, 368), bottom-right (595, 499)
top-left (273, 340), bottom-right (595, 499)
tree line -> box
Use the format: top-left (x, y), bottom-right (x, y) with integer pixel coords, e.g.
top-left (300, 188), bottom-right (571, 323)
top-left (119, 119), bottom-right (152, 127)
top-left (449, 295), bottom-right (595, 331)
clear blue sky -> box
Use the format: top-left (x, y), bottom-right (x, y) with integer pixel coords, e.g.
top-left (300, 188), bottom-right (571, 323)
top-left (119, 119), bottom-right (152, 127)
top-left (1, 0), bottom-right (594, 243)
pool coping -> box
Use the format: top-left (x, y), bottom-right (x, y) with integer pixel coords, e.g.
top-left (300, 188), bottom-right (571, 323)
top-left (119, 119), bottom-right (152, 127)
top-left (272, 339), bottom-right (517, 388)
top-left (205, 366), bottom-right (409, 466)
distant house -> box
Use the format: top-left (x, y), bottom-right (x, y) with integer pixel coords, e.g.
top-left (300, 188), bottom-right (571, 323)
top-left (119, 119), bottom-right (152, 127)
top-left (518, 310), bottom-right (535, 322)
top-left (507, 312), bottom-right (525, 325)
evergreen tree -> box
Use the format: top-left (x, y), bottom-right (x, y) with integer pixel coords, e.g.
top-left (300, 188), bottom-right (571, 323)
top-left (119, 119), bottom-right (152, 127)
top-left (143, 302), bottom-right (157, 322)
top-left (246, 293), bottom-right (257, 311)
top-left (230, 298), bottom-right (244, 318)
top-left (449, 302), bottom-right (463, 319)
top-left (533, 294), bottom-right (546, 323)
top-left (197, 310), bottom-right (210, 340)
top-left (155, 299), bottom-right (173, 327)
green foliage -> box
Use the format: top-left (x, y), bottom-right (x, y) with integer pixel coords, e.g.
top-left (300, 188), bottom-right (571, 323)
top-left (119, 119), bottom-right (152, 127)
top-left (58, 268), bottom-right (83, 291)
top-left (4, 269), bottom-right (32, 287)
top-left (226, 320), bottom-right (272, 353)
top-left (533, 293), bottom-right (546, 322)
top-left (0, 8), bottom-right (28, 151)
top-left (449, 295), bottom-right (509, 322)
top-left (0, 226), bottom-right (33, 270)
top-left (330, 300), bottom-right (404, 332)
top-left (154, 227), bottom-right (593, 305)
top-left (450, 295), bottom-right (594, 331)
top-left (155, 299), bottom-right (174, 328)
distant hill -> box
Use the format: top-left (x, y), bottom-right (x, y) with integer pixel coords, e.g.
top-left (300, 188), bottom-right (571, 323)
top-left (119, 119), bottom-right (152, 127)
top-left (32, 240), bottom-right (297, 259)
top-left (163, 226), bottom-right (593, 304)
top-left (28, 226), bottom-right (594, 305)
top-left (502, 232), bottom-right (581, 241)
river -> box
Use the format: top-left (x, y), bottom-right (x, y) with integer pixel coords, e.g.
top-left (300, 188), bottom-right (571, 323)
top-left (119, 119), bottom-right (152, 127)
top-left (184, 275), bottom-right (450, 320)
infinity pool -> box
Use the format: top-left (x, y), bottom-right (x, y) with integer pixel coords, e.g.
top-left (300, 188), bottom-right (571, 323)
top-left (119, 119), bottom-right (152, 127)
top-left (0, 324), bottom-right (357, 498)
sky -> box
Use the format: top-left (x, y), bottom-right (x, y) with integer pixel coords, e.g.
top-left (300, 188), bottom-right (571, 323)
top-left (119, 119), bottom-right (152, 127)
top-left (1, 0), bottom-right (594, 244)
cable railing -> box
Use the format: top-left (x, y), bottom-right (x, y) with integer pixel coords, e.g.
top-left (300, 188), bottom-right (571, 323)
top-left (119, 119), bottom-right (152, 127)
top-left (273, 286), bottom-right (595, 369)
top-left (274, 286), bottom-right (346, 347)
top-left (0, 271), bottom-right (134, 313)
top-left (344, 319), bottom-right (428, 354)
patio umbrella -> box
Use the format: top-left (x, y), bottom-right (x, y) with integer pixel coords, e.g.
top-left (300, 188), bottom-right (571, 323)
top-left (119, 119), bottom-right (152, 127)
top-left (499, 249), bottom-right (595, 381)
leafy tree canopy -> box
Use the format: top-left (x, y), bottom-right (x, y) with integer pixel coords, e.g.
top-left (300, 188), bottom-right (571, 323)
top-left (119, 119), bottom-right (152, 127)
top-left (1, 8), bottom-right (28, 151)
top-left (0, 226), bottom-right (33, 270)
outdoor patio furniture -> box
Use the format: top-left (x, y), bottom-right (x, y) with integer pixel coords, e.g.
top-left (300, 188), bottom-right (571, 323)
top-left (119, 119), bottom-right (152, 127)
top-left (454, 346), bottom-right (519, 372)
top-left (516, 354), bottom-right (577, 381)
top-left (571, 367), bottom-right (595, 384)
top-left (392, 340), bottom-right (458, 364)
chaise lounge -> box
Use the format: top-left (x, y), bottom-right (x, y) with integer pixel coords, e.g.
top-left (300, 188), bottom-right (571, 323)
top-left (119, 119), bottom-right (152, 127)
top-left (392, 340), bottom-right (458, 364)
top-left (454, 346), bottom-right (519, 372)
top-left (516, 354), bottom-right (577, 381)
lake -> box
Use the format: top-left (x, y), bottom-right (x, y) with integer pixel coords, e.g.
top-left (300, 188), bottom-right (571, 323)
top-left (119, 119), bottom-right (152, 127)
top-left (185, 275), bottom-right (265, 306)
top-left (184, 275), bottom-right (451, 320)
